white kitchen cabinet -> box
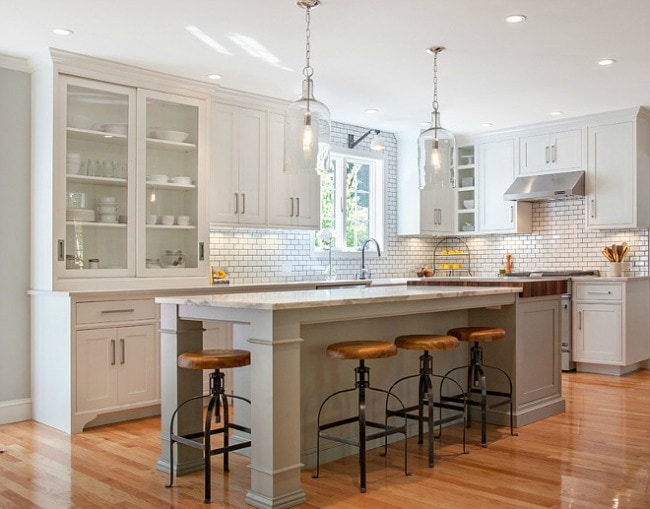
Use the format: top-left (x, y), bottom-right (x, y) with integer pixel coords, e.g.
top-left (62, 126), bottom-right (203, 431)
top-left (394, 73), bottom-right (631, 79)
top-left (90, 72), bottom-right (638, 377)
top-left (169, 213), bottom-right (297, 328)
top-left (477, 138), bottom-right (532, 233)
top-left (573, 279), bottom-right (649, 375)
top-left (210, 102), bottom-right (267, 225)
top-left (43, 51), bottom-right (211, 292)
top-left (519, 128), bottom-right (582, 175)
top-left (456, 145), bottom-right (476, 233)
top-left (420, 186), bottom-right (455, 234)
top-left (585, 109), bottom-right (650, 229)
top-left (267, 112), bottom-right (321, 228)
top-left (76, 324), bottom-right (156, 412)
top-left (71, 297), bottom-right (159, 432)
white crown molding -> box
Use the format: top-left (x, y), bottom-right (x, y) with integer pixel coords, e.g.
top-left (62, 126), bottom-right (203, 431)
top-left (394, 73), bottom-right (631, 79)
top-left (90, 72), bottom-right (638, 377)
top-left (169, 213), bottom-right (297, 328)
top-left (0, 54), bottom-right (30, 73)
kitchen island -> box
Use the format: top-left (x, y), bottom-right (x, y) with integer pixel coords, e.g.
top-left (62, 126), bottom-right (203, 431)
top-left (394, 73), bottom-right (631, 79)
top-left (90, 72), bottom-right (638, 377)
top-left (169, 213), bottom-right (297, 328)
top-left (156, 283), bottom-right (564, 509)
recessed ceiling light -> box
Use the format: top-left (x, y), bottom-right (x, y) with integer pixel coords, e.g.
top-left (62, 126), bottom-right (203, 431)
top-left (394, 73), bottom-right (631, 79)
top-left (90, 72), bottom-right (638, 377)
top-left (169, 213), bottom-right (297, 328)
top-left (53, 28), bottom-right (74, 36)
top-left (550, 111), bottom-right (564, 116)
top-left (365, 108), bottom-right (379, 114)
top-left (598, 58), bottom-right (616, 66)
top-left (505, 14), bottom-right (527, 23)
top-left (420, 121), bottom-right (430, 127)
top-left (207, 74), bottom-right (222, 80)
top-left (481, 122), bottom-right (494, 127)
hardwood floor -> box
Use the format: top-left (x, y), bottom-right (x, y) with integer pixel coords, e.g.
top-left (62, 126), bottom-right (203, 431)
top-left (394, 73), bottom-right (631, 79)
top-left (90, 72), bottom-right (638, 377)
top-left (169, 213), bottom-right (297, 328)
top-left (1, 371), bottom-right (649, 508)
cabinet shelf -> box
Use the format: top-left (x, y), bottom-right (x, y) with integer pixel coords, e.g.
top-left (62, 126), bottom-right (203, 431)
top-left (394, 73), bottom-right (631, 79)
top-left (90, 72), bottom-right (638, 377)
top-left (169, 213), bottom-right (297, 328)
top-left (67, 174), bottom-right (128, 187)
top-left (145, 181), bottom-right (196, 190)
top-left (146, 224), bottom-right (196, 230)
top-left (146, 137), bottom-right (196, 151)
top-left (67, 127), bottom-right (128, 145)
top-left (66, 221), bottom-right (127, 228)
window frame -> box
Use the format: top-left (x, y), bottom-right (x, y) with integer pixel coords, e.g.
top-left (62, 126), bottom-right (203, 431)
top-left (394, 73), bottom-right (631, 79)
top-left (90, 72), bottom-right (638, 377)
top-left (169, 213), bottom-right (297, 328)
top-left (316, 149), bottom-right (385, 254)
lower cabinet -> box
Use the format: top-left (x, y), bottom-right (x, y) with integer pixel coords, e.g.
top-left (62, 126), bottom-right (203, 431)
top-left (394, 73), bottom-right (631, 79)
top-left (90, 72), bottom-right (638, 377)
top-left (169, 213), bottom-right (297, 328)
top-left (76, 325), bottom-right (157, 412)
top-left (573, 279), bottom-right (650, 375)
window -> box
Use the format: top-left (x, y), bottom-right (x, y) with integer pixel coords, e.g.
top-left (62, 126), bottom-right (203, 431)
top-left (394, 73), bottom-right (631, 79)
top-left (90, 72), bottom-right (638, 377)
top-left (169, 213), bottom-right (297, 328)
top-left (318, 153), bottom-right (384, 251)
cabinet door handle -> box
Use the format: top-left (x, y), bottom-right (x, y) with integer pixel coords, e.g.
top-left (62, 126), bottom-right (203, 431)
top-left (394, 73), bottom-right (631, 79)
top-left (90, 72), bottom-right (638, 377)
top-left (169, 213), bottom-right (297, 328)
top-left (120, 338), bottom-right (125, 364)
top-left (296, 197), bottom-right (300, 217)
top-left (509, 205), bottom-right (514, 223)
top-left (545, 145), bottom-right (550, 164)
top-left (241, 193), bottom-right (246, 214)
top-left (58, 240), bottom-right (65, 261)
top-left (234, 193), bottom-right (239, 214)
top-left (578, 311), bottom-right (582, 331)
top-left (591, 199), bottom-right (595, 218)
top-left (199, 242), bottom-right (205, 261)
top-left (101, 308), bottom-right (135, 314)
top-left (290, 197), bottom-right (294, 217)
top-left (551, 144), bottom-right (557, 163)
top-left (111, 339), bottom-right (116, 366)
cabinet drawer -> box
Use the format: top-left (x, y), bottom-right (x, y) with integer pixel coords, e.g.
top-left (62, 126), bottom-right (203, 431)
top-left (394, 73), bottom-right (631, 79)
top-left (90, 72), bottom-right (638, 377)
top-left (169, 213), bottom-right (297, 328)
top-left (575, 284), bottom-right (622, 301)
top-left (76, 299), bottom-right (156, 325)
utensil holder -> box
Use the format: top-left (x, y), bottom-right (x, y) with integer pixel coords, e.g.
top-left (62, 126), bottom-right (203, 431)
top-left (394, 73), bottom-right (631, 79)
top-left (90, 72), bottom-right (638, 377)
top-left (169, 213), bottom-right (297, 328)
top-left (608, 262), bottom-right (622, 277)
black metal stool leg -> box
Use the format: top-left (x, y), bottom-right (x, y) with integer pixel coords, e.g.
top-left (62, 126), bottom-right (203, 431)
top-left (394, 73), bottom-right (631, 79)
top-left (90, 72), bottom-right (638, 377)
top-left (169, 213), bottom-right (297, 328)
top-left (357, 361), bottom-right (368, 493)
top-left (203, 392), bottom-right (217, 503)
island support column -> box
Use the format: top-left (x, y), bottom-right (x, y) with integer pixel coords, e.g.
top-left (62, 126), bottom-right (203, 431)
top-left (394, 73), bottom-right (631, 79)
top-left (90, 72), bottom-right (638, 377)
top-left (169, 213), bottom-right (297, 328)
top-left (157, 303), bottom-right (206, 474)
top-left (245, 308), bottom-right (307, 509)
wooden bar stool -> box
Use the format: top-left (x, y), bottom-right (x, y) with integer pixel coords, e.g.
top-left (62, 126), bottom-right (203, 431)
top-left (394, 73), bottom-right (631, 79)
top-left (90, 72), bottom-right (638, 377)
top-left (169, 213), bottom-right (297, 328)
top-left (313, 341), bottom-right (411, 493)
top-left (444, 327), bottom-right (517, 447)
top-left (166, 349), bottom-right (252, 504)
top-left (385, 334), bottom-right (467, 467)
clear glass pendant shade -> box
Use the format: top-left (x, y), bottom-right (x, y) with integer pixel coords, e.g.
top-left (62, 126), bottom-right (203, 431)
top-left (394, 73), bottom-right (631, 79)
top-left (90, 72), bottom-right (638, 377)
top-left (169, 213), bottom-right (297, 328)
top-left (285, 78), bottom-right (331, 174)
top-left (417, 112), bottom-right (455, 189)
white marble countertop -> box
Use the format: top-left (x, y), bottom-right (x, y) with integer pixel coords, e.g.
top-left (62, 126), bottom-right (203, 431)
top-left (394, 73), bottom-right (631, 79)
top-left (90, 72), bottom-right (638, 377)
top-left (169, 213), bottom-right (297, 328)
top-left (156, 284), bottom-right (522, 311)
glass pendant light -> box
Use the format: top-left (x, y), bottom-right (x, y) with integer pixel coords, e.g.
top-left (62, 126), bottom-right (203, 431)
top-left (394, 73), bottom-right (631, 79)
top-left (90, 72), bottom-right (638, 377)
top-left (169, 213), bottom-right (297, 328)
top-left (285, 0), bottom-right (330, 175)
top-left (418, 46), bottom-right (455, 190)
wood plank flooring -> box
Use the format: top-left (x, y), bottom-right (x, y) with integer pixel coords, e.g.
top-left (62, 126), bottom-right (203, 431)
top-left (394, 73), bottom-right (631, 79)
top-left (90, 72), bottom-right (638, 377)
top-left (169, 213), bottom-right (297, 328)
top-left (1, 370), bottom-right (649, 508)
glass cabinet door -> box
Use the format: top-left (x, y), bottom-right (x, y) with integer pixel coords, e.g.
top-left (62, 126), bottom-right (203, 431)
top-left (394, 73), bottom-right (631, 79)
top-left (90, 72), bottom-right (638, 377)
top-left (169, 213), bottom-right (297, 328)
top-left (61, 76), bottom-right (136, 277)
top-left (137, 90), bottom-right (206, 275)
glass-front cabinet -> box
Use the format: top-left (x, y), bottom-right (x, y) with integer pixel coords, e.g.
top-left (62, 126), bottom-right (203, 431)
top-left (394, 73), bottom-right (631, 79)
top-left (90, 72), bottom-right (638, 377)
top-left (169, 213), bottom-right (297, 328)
top-left (56, 75), bottom-right (208, 284)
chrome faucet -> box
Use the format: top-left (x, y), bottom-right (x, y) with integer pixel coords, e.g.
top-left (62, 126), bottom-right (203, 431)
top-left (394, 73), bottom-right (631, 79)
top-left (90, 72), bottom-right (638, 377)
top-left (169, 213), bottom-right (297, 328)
top-left (357, 238), bottom-right (381, 280)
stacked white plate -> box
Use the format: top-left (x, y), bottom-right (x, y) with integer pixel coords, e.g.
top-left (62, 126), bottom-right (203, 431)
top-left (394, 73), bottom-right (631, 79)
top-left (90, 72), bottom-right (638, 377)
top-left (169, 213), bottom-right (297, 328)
top-left (67, 208), bottom-right (96, 222)
top-left (147, 174), bottom-right (169, 184)
top-left (149, 130), bottom-right (189, 143)
top-left (96, 196), bottom-right (118, 223)
top-left (170, 176), bottom-right (192, 185)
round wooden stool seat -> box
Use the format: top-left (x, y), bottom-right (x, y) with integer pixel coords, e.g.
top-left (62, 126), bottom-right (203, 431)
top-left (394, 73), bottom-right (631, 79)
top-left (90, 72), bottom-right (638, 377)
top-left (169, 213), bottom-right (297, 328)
top-left (395, 334), bottom-right (459, 351)
top-left (447, 327), bottom-right (506, 343)
top-left (326, 341), bottom-right (397, 360)
top-left (177, 349), bottom-right (251, 370)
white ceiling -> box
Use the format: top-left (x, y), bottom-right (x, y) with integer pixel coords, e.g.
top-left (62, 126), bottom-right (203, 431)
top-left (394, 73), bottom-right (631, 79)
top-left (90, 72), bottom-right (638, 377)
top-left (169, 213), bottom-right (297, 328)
top-left (2, 0), bottom-right (650, 137)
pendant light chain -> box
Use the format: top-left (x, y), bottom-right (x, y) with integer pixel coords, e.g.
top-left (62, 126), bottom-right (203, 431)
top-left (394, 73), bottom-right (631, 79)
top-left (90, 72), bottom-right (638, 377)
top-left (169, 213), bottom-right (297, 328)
top-left (303, 6), bottom-right (313, 79)
top-left (432, 50), bottom-right (439, 114)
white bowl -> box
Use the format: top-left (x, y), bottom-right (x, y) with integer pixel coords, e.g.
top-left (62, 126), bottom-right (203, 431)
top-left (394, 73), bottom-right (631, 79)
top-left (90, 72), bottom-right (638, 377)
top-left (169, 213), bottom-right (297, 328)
top-left (98, 214), bottom-right (118, 223)
top-left (67, 114), bottom-right (94, 130)
top-left (97, 196), bottom-right (117, 204)
top-left (176, 215), bottom-right (190, 226)
top-left (96, 205), bottom-right (118, 214)
top-left (66, 160), bottom-right (81, 174)
top-left (463, 200), bottom-right (475, 209)
top-left (149, 130), bottom-right (189, 143)
top-left (102, 123), bottom-right (128, 135)
top-left (161, 215), bottom-right (175, 225)
top-left (147, 174), bottom-right (169, 183)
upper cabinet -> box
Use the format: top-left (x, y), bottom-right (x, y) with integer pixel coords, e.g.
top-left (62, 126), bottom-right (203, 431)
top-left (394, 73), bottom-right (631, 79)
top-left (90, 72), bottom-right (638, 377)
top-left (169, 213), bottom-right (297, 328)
top-left (209, 102), bottom-right (267, 226)
top-left (519, 128), bottom-right (583, 175)
top-left (477, 137), bottom-right (532, 233)
top-left (267, 112), bottom-right (320, 229)
top-left (585, 108), bottom-right (650, 229)
top-left (35, 50), bottom-right (211, 291)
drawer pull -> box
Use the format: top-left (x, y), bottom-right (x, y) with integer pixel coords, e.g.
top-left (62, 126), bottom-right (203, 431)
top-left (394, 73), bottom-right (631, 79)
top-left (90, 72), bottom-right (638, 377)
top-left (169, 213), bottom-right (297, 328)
top-left (101, 308), bottom-right (135, 314)
top-left (586, 291), bottom-right (612, 295)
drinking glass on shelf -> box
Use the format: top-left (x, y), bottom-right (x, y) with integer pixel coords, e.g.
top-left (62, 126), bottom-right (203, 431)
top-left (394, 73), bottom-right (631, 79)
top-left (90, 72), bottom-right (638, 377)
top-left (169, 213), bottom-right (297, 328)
top-left (87, 159), bottom-right (100, 177)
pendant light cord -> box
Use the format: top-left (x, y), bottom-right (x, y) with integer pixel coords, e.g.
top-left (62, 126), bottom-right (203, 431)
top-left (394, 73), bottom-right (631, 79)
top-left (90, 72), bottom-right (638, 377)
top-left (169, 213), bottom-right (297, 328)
top-left (432, 50), bottom-right (439, 115)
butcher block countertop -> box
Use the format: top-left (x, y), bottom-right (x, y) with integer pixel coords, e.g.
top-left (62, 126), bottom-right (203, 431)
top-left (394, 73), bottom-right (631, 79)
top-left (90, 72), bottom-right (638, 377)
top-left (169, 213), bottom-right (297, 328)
top-left (408, 276), bottom-right (568, 298)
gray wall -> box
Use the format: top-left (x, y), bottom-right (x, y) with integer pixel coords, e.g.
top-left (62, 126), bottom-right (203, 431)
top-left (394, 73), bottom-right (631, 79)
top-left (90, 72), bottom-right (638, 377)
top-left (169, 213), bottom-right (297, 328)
top-left (0, 64), bottom-right (31, 420)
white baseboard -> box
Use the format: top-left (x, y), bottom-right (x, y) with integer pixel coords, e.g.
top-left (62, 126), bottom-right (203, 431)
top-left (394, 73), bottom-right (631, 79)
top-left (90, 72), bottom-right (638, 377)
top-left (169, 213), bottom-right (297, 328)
top-left (0, 398), bottom-right (32, 425)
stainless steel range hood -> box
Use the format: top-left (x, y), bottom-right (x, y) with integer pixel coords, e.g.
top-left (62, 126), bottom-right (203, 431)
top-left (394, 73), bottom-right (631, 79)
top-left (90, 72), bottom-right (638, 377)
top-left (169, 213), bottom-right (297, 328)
top-left (503, 170), bottom-right (585, 201)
